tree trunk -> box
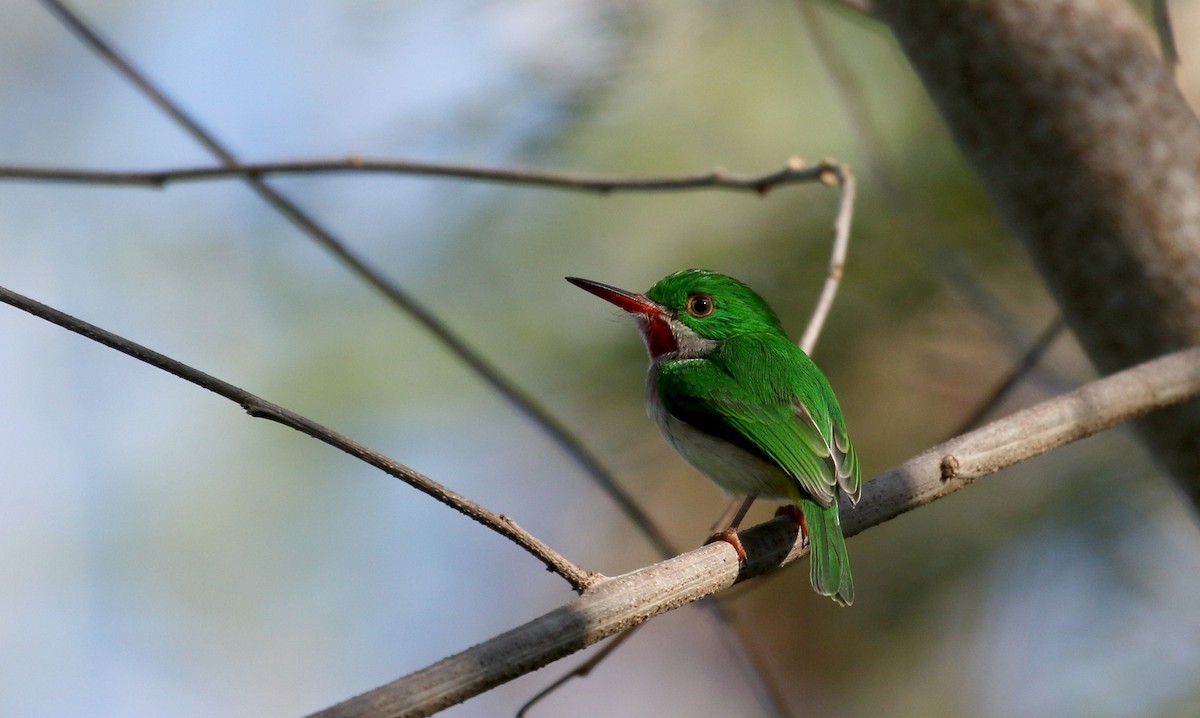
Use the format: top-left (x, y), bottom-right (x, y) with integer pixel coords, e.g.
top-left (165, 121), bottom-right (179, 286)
top-left (874, 0), bottom-right (1200, 499)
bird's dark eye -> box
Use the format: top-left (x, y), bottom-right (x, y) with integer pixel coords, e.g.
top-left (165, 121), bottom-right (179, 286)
top-left (686, 293), bottom-right (715, 317)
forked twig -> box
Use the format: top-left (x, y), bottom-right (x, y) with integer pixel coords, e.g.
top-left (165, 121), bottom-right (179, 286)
top-left (0, 282), bottom-right (601, 593)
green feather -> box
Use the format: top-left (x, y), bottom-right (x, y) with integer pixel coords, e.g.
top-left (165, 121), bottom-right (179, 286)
top-left (656, 333), bottom-right (859, 507)
top-left (800, 497), bottom-right (854, 606)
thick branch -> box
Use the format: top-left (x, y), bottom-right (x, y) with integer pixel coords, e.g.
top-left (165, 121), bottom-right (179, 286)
top-left (872, 0), bottom-right (1200, 499)
top-left (0, 283), bottom-right (600, 592)
top-left (310, 346), bottom-right (1200, 718)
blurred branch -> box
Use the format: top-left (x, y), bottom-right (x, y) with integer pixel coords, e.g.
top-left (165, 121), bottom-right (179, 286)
top-left (824, 0), bottom-right (874, 16)
top-left (874, 0), bottom-right (1200, 499)
top-left (948, 315), bottom-right (1065, 436)
top-left (310, 345), bottom-right (1200, 718)
top-left (0, 156), bottom-right (848, 196)
top-left (796, 1), bottom-right (899, 196)
top-left (516, 629), bottom-right (638, 718)
top-left (1153, 0), bottom-right (1179, 68)
top-left (0, 282), bottom-right (601, 593)
top-left (36, 0), bottom-right (678, 561)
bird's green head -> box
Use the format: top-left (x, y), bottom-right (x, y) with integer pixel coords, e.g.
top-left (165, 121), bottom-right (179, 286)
top-left (567, 269), bottom-right (785, 359)
top-left (645, 269), bottom-right (784, 338)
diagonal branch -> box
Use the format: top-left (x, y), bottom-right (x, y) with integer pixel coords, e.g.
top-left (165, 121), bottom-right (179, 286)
top-left (310, 345), bottom-right (1200, 718)
top-left (0, 282), bottom-right (601, 593)
top-left (35, 0), bottom-right (674, 561)
top-left (948, 315), bottom-right (1065, 437)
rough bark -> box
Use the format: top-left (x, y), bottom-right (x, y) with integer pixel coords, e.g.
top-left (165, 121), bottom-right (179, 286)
top-left (873, 0), bottom-right (1200, 497)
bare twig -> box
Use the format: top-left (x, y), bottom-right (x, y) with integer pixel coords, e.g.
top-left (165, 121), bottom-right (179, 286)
top-left (948, 315), bottom-right (1066, 436)
top-left (799, 162), bottom-right (855, 354)
top-left (515, 629), bottom-right (639, 718)
top-left (0, 282), bottom-right (602, 593)
top-left (0, 156), bottom-right (847, 196)
top-left (309, 345), bottom-right (1200, 717)
top-left (35, 0), bottom-right (677, 562)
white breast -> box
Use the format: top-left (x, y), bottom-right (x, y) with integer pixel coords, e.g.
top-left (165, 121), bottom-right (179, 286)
top-left (645, 365), bottom-right (796, 502)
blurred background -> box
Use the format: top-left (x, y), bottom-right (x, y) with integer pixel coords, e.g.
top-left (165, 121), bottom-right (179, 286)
top-left (2, 1), bottom-right (1199, 716)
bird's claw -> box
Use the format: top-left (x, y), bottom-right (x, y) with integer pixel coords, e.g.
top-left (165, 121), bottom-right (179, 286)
top-left (774, 505), bottom-right (809, 547)
top-left (705, 527), bottom-right (747, 563)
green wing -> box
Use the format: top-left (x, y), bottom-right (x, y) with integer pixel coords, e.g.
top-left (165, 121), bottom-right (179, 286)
top-left (657, 334), bottom-right (860, 507)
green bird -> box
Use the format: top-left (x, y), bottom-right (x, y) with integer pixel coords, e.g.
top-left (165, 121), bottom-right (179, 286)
top-left (568, 269), bottom-right (861, 605)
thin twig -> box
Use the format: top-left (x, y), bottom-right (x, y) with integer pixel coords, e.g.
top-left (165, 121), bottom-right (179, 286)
top-left (0, 156), bottom-right (846, 196)
top-left (799, 162), bottom-right (855, 354)
top-left (515, 628), bottom-right (640, 717)
top-left (948, 315), bottom-right (1066, 437)
top-left (0, 282), bottom-right (602, 593)
top-left (310, 345), bottom-right (1200, 718)
top-left (36, 0), bottom-right (677, 562)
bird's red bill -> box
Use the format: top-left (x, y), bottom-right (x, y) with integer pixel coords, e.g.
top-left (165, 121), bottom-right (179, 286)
top-left (565, 277), bottom-right (662, 316)
top-left (567, 276), bottom-right (679, 358)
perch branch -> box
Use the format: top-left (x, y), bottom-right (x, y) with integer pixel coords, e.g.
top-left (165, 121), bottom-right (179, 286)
top-left (0, 282), bottom-right (600, 593)
top-left (310, 345), bottom-right (1200, 718)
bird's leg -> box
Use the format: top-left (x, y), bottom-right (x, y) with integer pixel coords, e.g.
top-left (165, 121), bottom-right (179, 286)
top-left (704, 496), bottom-right (756, 562)
top-left (774, 505), bottom-right (809, 547)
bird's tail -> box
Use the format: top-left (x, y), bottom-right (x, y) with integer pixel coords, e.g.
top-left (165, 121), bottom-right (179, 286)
top-left (799, 497), bottom-right (854, 606)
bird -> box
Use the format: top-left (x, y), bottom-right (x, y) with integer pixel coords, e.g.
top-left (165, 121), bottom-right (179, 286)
top-left (567, 269), bottom-right (861, 605)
